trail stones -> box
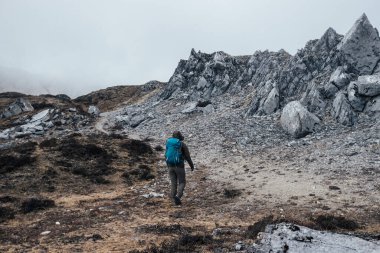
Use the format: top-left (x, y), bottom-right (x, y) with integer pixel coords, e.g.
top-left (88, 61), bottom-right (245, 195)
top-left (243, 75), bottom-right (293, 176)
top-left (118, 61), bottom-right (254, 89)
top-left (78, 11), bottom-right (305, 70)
top-left (281, 101), bottom-right (320, 138)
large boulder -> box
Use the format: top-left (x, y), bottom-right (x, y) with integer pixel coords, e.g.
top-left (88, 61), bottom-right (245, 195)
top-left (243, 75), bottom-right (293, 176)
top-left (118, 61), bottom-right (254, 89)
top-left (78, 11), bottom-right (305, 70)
top-left (1, 98), bottom-right (34, 119)
top-left (281, 101), bottom-right (320, 138)
top-left (356, 74), bottom-right (380, 97)
top-left (337, 14), bottom-right (380, 75)
top-left (332, 92), bottom-right (356, 126)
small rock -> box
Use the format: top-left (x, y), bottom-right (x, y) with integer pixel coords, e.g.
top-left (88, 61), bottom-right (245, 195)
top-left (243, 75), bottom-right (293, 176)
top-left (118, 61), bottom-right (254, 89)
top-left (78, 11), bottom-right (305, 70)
top-left (40, 231), bottom-right (51, 235)
top-left (329, 185), bottom-right (341, 190)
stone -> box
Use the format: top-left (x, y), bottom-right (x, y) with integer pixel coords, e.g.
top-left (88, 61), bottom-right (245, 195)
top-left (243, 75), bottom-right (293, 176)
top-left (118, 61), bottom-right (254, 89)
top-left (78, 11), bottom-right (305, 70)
top-left (1, 98), bottom-right (34, 119)
top-left (235, 241), bottom-right (244, 251)
top-left (30, 109), bottom-right (50, 123)
top-left (262, 87), bottom-right (280, 115)
top-left (301, 83), bottom-right (326, 114)
top-left (130, 114), bottom-right (146, 128)
top-left (347, 82), bottom-right (367, 112)
top-left (280, 101), bottom-right (320, 138)
top-left (248, 223), bottom-right (380, 253)
top-left (322, 82), bottom-right (339, 98)
top-left (332, 92), bottom-right (356, 126)
top-left (329, 67), bottom-right (351, 88)
top-left (88, 105), bottom-right (100, 116)
top-left (142, 192), bottom-right (164, 198)
top-left (365, 95), bottom-right (380, 113)
top-left (196, 76), bottom-right (209, 90)
top-left (181, 102), bottom-right (198, 114)
top-left (68, 108), bottom-right (77, 112)
top-left (202, 104), bottom-right (215, 115)
top-left (338, 14), bottom-right (380, 75)
top-left (40, 231), bottom-right (51, 236)
top-left (356, 75), bottom-right (380, 97)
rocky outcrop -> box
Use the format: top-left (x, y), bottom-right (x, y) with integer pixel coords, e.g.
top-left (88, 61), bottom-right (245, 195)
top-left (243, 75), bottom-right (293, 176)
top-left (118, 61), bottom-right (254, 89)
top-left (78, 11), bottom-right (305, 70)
top-left (280, 101), bottom-right (320, 138)
top-left (157, 14), bottom-right (380, 130)
top-left (337, 13), bottom-right (380, 75)
top-left (1, 98), bottom-right (34, 119)
top-left (0, 107), bottom-right (90, 140)
top-left (332, 92), bottom-right (356, 126)
top-left (249, 223), bottom-right (380, 253)
top-left (160, 49), bottom-right (251, 101)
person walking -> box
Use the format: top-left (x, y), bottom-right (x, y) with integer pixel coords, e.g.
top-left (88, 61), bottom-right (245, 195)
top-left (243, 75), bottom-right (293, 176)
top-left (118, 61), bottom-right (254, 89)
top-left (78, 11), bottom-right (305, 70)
top-left (165, 131), bottom-right (194, 205)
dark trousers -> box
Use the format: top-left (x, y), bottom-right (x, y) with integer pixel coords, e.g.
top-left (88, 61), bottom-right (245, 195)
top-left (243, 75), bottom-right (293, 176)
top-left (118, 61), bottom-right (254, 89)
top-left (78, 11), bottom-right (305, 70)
top-left (168, 165), bottom-right (186, 199)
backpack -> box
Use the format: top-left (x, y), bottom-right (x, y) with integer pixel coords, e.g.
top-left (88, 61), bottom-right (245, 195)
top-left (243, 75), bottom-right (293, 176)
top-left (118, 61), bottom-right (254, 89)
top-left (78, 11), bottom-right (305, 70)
top-left (165, 137), bottom-right (183, 165)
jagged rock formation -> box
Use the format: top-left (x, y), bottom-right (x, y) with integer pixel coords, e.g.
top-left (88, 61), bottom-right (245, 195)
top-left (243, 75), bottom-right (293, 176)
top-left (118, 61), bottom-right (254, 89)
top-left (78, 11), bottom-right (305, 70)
top-left (158, 13), bottom-right (380, 135)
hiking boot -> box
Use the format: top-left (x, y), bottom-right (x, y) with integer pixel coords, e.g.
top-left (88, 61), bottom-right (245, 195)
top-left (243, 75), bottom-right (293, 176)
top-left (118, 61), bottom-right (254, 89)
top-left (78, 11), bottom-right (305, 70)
top-left (174, 196), bottom-right (182, 205)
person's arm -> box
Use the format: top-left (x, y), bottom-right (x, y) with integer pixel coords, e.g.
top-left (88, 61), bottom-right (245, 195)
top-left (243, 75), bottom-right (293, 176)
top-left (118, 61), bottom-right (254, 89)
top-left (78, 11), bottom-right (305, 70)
top-left (181, 142), bottom-right (194, 170)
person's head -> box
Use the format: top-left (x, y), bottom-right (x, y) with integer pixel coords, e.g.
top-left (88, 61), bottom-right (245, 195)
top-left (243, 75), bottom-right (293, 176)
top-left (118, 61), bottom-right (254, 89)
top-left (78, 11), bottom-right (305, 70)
top-left (172, 131), bottom-right (184, 141)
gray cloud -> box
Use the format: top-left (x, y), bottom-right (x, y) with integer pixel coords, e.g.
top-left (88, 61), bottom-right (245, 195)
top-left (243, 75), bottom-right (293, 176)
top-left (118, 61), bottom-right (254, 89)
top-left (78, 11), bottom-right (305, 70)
top-left (0, 0), bottom-right (379, 97)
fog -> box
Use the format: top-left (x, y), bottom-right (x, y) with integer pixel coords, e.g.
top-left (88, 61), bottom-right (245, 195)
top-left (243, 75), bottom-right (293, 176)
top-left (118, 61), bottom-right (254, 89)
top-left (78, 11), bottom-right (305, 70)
top-left (0, 0), bottom-right (379, 98)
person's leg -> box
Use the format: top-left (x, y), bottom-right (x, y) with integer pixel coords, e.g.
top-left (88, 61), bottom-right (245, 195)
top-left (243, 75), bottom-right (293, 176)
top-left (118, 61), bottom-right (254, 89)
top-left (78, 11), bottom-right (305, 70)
top-left (175, 166), bottom-right (186, 199)
top-left (168, 166), bottom-right (177, 199)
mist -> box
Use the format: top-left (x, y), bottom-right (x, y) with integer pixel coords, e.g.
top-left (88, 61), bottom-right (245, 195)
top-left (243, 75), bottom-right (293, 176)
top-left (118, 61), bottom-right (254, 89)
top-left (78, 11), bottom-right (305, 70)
top-left (0, 0), bottom-right (379, 98)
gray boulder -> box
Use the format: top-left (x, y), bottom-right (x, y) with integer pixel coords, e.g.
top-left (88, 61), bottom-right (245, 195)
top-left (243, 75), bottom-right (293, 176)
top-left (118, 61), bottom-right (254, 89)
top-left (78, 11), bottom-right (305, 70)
top-left (281, 101), bottom-right (320, 138)
top-left (249, 223), bottom-right (380, 253)
top-left (356, 75), bottom-right (380, 97)
top-left (347, 82), bottom-right (367, 111)
top-left (332, 92), bottom-right (356, 126)
top-left (337, 13), bottom-right (380, 75)
top-left (1, 98), bottom-right (34, 119)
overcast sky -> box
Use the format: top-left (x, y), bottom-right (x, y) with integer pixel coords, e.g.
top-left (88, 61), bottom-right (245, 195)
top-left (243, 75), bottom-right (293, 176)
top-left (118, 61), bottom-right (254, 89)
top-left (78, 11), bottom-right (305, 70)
top-left (0, 0), bottom-right (379, 97)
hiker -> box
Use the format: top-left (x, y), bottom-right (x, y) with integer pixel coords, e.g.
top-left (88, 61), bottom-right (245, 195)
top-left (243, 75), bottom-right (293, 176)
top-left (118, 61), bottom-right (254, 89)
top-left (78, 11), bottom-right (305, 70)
top-left (165, 131), bottom-right (194, 205)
